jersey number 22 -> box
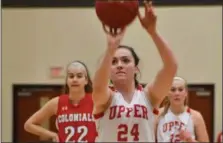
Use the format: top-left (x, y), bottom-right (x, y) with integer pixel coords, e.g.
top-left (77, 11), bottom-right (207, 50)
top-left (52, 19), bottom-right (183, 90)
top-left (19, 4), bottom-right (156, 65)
top-left (65, 126), bottom-right (88, 142)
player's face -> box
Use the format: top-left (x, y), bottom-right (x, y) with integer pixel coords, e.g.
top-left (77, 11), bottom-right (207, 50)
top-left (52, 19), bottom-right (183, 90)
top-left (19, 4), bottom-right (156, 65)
top-left (111, 48), bottom-right (137, 83)
top-left (168, 79), bottom-right (187, 106)
top-left (66, 63), bottom-right (88, 92)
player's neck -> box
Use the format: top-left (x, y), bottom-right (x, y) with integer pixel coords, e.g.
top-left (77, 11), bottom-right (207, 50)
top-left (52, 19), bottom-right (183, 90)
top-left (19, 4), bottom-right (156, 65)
top-left (114, 81), bottom-right (135, 103)
top-left (169, 104), bottom-right (185, 115)
top-left (69, 90), bottom-right (85, 103)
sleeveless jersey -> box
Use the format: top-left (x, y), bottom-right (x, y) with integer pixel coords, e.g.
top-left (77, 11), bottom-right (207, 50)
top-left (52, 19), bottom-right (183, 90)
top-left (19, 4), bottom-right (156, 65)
top-left (93, 88), bottom-right (158, 142)
top-left (157, 108), bottom-right (195, 142)
top-left (56, 94), bottom-right (97, 142)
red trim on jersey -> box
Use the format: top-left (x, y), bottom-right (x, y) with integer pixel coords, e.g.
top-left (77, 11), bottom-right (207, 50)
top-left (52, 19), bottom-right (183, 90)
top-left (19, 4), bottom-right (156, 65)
top-left (93, 86), bottom-right (115, 120)
top-left (137, 84), bottom-right (143, 90)
top-left (186, 107), bottom-right (191, 113)
top-left (93, 112), bottom-right (105, 120)
top-left (109, 85), bottom-right (116, 91)
top-left (153, 108), bottom-right (159, 115)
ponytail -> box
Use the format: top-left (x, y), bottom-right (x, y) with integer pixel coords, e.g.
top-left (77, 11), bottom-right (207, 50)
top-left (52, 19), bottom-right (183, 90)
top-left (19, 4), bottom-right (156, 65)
top-left (161, 96), bottom-right (171, 117)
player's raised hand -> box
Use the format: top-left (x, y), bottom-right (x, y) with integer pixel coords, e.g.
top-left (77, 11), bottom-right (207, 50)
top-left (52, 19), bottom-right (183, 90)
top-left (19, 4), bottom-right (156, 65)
top-left (138, 1), bottom-right (157, 35)
top-left (103, 25), bottom-right (126, 51)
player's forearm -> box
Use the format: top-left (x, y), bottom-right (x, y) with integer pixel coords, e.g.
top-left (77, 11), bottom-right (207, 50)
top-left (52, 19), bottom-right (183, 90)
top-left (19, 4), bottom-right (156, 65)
top-left (93, 48), bottom-right (115, 91)
top-left (150, 31), bottom-right (177, 69)
top-left (25, 124), bottom-right (57, 140)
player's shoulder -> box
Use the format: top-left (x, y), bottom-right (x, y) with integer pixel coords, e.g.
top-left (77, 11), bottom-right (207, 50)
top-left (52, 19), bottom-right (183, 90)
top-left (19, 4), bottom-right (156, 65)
top-left (85, 93), bottom-right (93, 97)
top-left (188, 107), bottom-right (204, 122)
top-left (188, 108), bottom-right (201, 116)
top-left (59, 94), bottom-right (68, 98)
top-left (49, 96), bottom-right (60, 104)
top-left (43, 96), bottom-right (60, 114)
top-left (56, 94), bottom-right (69, 106)
top-left (84, 93), bottom-right (93, 100)
top-left (58, 94), bottom-right (70, 101)
top-left (81, 93), bottom-right (94, 106)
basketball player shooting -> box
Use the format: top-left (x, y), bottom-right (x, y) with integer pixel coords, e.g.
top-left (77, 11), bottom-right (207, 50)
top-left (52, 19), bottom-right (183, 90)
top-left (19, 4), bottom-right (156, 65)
top-left (92, 1), bottom-right (178, 142)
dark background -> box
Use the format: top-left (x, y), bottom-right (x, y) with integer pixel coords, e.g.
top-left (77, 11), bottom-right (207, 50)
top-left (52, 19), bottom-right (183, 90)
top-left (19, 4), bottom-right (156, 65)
top-left (2, 0), bottom-right (223, 8)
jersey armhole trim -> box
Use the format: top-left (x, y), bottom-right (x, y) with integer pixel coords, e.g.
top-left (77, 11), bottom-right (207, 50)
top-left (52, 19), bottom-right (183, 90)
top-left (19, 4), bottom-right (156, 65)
top-left (93, 92), bottom-right (114, 120)
top-left (153, 108), bottom-right (159, 115)
top-left (143, 90), bottom-right (159, 115)
top-left (93, 112), bottom-right (105, 120)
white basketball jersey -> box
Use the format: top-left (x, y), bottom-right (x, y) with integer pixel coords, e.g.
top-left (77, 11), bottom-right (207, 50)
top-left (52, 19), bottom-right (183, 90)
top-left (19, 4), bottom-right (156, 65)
top-left (157, 108), bottom-right (195, 142)
top-left (94, 89), bottom-right (158, 142)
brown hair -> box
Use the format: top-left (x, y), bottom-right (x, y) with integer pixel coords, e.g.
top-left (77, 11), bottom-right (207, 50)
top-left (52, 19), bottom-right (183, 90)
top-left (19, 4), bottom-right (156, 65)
top-left (115, 45), bottom-right (141, 88)
top-left (161, 76), bottom-right (188, 116)
top-left (63, 60), bottom-right (92, 94)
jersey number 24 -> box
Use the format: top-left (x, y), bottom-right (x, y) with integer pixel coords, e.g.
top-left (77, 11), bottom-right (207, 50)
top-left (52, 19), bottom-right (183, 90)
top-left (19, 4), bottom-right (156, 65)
top-left (117, 124), bottom-right (139, 141)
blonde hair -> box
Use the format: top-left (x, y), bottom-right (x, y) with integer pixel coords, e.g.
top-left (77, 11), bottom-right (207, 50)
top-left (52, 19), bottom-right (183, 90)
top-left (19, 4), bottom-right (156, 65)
top-left (161, 76), bottom-right (188, 116)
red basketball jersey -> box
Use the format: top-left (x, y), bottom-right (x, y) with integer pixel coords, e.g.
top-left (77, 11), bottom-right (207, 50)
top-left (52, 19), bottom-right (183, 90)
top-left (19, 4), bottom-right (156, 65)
top-left (56, 94), bottom-right (97, 142)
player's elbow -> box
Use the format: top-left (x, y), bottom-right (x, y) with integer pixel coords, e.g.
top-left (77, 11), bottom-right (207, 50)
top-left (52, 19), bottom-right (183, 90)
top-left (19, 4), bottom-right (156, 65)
top-left (24, 118), bottom-right (37, 133)
top-left (172, 60), bottom-right (178, 71)
top-left (163, 51), bottom-right (178, 71)
top-left (165, 61), bottom-right (178, 73)
top-left (172, 61), bottom-right (178, 72)
top-left (24, 120), bottom-right (32, 132)
top-left (163, 63), bottom-right (178, 79)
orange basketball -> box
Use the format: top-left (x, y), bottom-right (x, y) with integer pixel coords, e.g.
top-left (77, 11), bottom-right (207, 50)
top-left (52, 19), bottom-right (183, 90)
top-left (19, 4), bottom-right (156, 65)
top-left (95, 0), bottom-right (139, 29)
